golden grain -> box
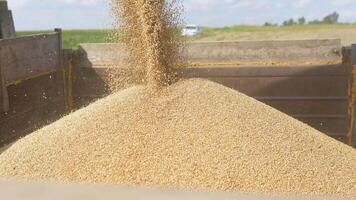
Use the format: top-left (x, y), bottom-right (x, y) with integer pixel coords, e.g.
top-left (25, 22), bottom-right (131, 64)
top-left (0, 79), bottom-right (355, 197)
top-left (109, 0), bottom-right (184, 89)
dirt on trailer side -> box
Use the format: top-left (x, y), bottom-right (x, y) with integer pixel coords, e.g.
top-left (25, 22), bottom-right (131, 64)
top-left (188, 60), bottom-right (341, 67)
top-left (195, 28), bottom-right (356, 46)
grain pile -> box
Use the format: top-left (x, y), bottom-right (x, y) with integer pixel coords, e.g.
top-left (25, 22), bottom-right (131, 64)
top-left (0, 0), bottom-right (355, 198)
top-left (0, 79), bottom-right (355, 197)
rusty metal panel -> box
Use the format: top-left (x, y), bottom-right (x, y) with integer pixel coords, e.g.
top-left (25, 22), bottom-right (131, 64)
top-left (0, 63), bottom-right (9, 112)
top-left (71, 64), bottom-right (349, 140)
top-left (186, 39), bottom-right (341, 63)
top-left (6, 74), bottom-right (64, 113)
top-left (0, 30), bottom-right (65, 146)
top-left (351, 44), bottom-right (356, 147)
top-left (0, 33), bottom-right (61, 84)
top-left (0, 72), bottom-right (65, 146)
top-left (70, 42), bottom-right (351, 145)
top-left (206, 76), bottom-right (347, 97)
top-left (180, 65), bottom-right (348, 77)
top-left (262, 99), bottom-right (347, 116)
top-left (73, 66), bottom-right (349, 98)
top-left (76, 40), bottom-right (342, 68)
top-left (298, 118), bottom-right (347, 137)
top-left (72, 67), bottom-right (118, 107)
top-left (350, 44), bottom-right (356, 66)
top-left (62, 49), bottom-right (74, 112)
top-left (0, 1), bottom-right (16, 39)
top-left (184, 65), bottom-right (349, 139)
top-left (72, 67), bottom-right (135, 101)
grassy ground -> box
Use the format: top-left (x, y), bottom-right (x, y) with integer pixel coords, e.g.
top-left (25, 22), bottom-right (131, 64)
top-left (17, 24), bottom-right (356, 49)
top-left (17, 29), bottom-right (112, 49)
top-left (195, 24), bottom-right (356, 45)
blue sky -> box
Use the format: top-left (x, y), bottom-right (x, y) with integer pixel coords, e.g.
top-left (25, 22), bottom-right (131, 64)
top-left (7, 0), bottom-right (356, 30)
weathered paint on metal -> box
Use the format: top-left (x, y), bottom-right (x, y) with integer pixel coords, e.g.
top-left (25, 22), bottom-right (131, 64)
top-left (76, 39), bottom-right (342, 68)
top-left (350, 44), bottom-right (356, 147)
top-left (186, 39), bottom-right (342, 62)
top-left (352, 44), bottom-right (356, 65)
top-left (0, 32), bottom-right (61, 83)
top-left (0, 1), bottom-right (16, 38)
top-left (71, 64), bottom-right (349, 142)
top-left (0, 72), bottom-right (65, 146)
top-left (0, 30), bottom-right (65, 146)
top-left (62, 49), bottom-right (74, 112)
top-left (0, 61), bottom-right (9, 112)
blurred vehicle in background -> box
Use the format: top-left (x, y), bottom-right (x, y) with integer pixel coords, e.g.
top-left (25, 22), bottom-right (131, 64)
top-left (182, 24), bottom-right (202, 36)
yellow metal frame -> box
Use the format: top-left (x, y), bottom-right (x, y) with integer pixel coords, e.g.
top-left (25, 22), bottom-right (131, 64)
top-left (189, 60), bottom-right (341, 67)
top-left (5, 70), bottom-right (58, 87)
top-left (62, 56), bottom-right (74, 113)
top-left (347, 64), bottom-right (356, 146)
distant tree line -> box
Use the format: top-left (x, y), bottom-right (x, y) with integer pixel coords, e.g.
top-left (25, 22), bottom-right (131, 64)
top-left (264, 12), bottom-right (341, 26)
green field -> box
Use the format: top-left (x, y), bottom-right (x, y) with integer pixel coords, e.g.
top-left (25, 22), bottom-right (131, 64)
top-left (17, 24), bottom-right (356, 49)
top-left (17, 29), bottom-right (112, 49)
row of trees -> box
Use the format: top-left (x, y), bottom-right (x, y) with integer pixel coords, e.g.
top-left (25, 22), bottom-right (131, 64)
top-left (264, 12), bottom-right (340, 26)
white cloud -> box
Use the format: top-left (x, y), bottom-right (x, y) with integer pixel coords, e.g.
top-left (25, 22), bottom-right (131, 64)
top-left (183, 0), bottom-right (247, 11)
top-left (340, 10), bottom-right (356, 18)
top-left (184, 0), bottom-right (219, 11)
top-left (62, 0), bottom-right (102, 6)
top-left (295, 0), bottom-right (312, 8)
top-left (7, 0), bottom-right (32, 9)
top-left (329, 0), bottom-right (354, 6)
top-left (232, 0), bottom-right (271, 9)
top-left (8, 0), bottom-right (102, 9)
top-left (185, 0), bottom-right (281, 10)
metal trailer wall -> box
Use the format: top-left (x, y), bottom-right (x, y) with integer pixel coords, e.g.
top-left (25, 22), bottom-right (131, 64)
top-left (76, 39), bottom-right (341, 67)
top-left (181, 65), bottom-right (350, 143)
top-left (186, 39), bottom-right (341, 63)
top-left (72, 64), bottom-right (350, 143)
top-left (0, 62), bottom-right (8, 113)
top-left (0, 1), bottom-right (16, 39)
top-left (348, 44), bottom-right (356, 147)
top-left (0, 39), bottom-right (353, 148)
top-left (72, 40), bottom-right (353, 146)
top-left (0, 29), bottom-right (65, 146)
